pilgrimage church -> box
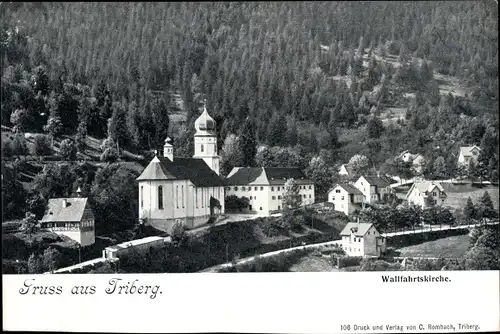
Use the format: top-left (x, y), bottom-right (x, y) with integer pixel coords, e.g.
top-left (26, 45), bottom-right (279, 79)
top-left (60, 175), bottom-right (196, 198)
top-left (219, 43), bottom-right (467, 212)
top-left (136, 104), bottom-right (226, 232)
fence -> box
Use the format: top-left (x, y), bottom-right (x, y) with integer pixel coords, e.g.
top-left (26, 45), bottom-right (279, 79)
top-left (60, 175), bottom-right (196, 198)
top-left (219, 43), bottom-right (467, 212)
top-left (380, 220), bottom-right (498, 237)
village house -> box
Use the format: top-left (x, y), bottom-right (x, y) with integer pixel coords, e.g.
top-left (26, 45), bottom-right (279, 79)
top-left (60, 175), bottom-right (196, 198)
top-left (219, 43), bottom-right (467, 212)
top-left (353, 175), bottom-right (395, 204)
top-left (40, 197), bottom-right (95, 246)
top-left (397, 150), bottom-right (425, 174)
top-left (225, 167), bottom-right (315, 215)
top-left (405, 181), bottom-right (447, 209)
top-left (136, 105), bottom-right (226, 233)
top-left (327, 183), bottom-right (364, 216)
top-left (340, 221), bottom-right (386, 257)
top-left (458, 145), bottom-right (481, 167)
top-left (338, 164), bottom-right (355, 180)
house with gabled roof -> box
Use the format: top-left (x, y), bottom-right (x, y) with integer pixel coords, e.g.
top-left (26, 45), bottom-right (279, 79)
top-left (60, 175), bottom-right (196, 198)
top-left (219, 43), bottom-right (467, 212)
top-left (136, 104), bottom-right (226, 233)
top-left (328, 183), bottom-right (364, 216)
top-left (405, 181), bottom-right (447, 209)
top-left (458, 145), bottom-right (481, 167)
top-left (225, 167), bottom-right (314, 215)
top-left (353, 175), bottom-right (396, 204)
top-left (40, 197), bottom-right (95, 246)
top-left (340, 221), bottom-right (386, 257)
top-left (396, 151), bottom-right (425, 174)
top-left (338, 164), bottom-right (355, 180)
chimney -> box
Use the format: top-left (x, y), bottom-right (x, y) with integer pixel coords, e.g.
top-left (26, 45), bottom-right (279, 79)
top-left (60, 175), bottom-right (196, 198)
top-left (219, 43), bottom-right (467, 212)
top-left (62, 199), bottom-right (68, 208)
top-left (163, 137), bottom-right (174, 162)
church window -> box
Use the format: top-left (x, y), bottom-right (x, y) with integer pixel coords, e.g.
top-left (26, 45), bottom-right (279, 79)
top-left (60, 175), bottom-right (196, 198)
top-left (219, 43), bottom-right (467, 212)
top-left (242, 186), bottom-right (246, 191)
top-left (271, 187), bottom-right (274, 191)
top-left (254, 186), bottom-right (258, 191)
top-left (196, 189), bottom-right (199, 208)
top-left (201, 144), bottom-right (204, 152)
top-left (158, 186), bottom-right (163, 209)
top-left (234, 187), bottom-right (238, 191)
top-left (182, 185), bottom-right (185, 208)
top-left (260, 187), bottom-right (263, 190)
top-left (309, 185), bottom-right (312, 189)
top-left (250, 196), bottom-right (253, 200)
top-left (140, 186), bottom-right (144, 208)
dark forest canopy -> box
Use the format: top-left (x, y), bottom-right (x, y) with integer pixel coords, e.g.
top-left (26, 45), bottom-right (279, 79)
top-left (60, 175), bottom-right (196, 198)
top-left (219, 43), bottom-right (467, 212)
top-left (1, 2), bottom-right (498, 176)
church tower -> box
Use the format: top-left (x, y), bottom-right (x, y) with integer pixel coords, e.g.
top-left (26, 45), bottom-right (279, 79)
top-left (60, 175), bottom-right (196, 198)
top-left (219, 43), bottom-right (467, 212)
top-left (193, 101), bottom-right (220, 175)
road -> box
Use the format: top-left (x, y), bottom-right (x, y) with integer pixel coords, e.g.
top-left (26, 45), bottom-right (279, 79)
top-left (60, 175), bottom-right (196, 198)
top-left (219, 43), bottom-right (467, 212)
top-left (381, 221), bottom-right (498, 237)
top-left (200, 221), bottom-right (498, 272)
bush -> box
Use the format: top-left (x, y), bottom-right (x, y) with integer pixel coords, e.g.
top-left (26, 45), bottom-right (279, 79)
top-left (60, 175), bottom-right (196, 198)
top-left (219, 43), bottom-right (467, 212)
top-left (2, 139), bottom-right (14, 158)
top-left (32, 134), bottom-right (52, 156)
top-left (59, 139), bottom-right (77, 160)
top-left (171, 221), bottom-right (189, 246)
top-left (359, 258), bottom-right (402, 271)
top-left (100, 146), bottom-right (119, 162)
top-left (338, 256), bottom-right (363, 268)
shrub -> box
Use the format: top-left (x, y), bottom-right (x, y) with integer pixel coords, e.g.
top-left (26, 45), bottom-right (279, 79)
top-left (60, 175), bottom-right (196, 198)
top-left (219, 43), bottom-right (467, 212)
top-left (59, 139), bottom-right (77, 160)
top-left (32, 134), bottom-right (52, 156)
top-left (100, 146), bottom-right (119, 162)
top-left (171, 221), bottom-right (188, 246)
top-left (359, 258), bottom-right (402, 271)
top-left (338, 256), bottom-right (363, 268)
top-left (2, 139), bottom-right (14, 158)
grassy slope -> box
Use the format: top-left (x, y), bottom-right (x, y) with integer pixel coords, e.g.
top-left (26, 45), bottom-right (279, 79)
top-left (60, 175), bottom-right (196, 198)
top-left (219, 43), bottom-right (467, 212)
top-left (441, 184), bottom-right (499, 211)
top-left (289, 254), bottom-right (340, 272)
top-left (396, 234), bottom-right (470, 258)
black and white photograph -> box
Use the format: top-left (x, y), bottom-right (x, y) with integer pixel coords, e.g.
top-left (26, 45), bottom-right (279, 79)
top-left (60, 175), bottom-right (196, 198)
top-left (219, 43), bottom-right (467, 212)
top-left (2, 1), bottom-right (499, 332)
top-left (2, 0), bottom-right (499, 275)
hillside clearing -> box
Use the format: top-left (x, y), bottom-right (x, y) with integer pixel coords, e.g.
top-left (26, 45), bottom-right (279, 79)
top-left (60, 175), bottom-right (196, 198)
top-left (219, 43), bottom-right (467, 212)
top-left (395, 234), bottom-right (470, 258)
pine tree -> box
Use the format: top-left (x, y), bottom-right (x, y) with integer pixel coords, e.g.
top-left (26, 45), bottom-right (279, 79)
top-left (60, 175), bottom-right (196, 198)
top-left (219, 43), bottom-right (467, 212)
top-left (433, 156), bottom-right (447, 179)
top-left (32, 134), bottom-right (52, 156)
top-left (286, 118), bottom-right (298, 147)
top-left (151, 98), bottom-right (170, 148)
top-left (238, 117), bottom-right (257, 167)
top-left (27, 253), bottom-right (44, 274)
top-left (108, 102), bottom-right (128, 150)
top-left (463, 197), bottom-right (475, 221)
top-left (12, 133), bottom-right (28, 156)
top-left (367, 116), bottom-right (384, 139)
top-left (478, 191), bottom-right (496, 220)
top-left (75, 121), bottom-right (87, 153)
top-left (266, 112), bottom-right (287, 147)
top-left (42, 247), bottom-right (62, 272)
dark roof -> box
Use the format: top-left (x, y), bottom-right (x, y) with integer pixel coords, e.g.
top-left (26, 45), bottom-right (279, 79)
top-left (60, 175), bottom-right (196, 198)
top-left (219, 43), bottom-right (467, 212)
top-left (41, 198), bottom-right (91, 223)
top-left (265, 167), bottom-right (309, 185)
top-left (225, 167), bottom-right (311, 186)
top-left (330, 183), bottom-right (363, 195)
top-left (340, 222), bottom-right (376, 237)
top-left (225, 167), bottom-right (268, 185)
top-left (361, 175), bottom-right (393, 187)
top-left (136, 156), bottom-right (225, 187)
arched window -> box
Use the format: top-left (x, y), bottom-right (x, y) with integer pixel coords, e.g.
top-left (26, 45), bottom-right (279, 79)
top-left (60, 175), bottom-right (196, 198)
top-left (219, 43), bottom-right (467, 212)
top-left (158, 186), bottom-right (163, 209)
top-left (140, 186), bottom-right (144, 208)
top-left (201, 144), bottom-right (204, 152)
top-left (181, 185), bottom-right (184, 208)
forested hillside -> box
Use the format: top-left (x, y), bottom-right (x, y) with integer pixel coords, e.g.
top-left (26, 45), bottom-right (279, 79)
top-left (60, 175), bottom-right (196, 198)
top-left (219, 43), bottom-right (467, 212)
top-left (1, 1), bottom-right (499, 218)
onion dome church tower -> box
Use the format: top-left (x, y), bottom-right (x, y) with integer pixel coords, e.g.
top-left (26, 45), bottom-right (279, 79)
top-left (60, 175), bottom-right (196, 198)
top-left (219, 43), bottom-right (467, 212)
top-left (193, 101), bottom-right (220, 175)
